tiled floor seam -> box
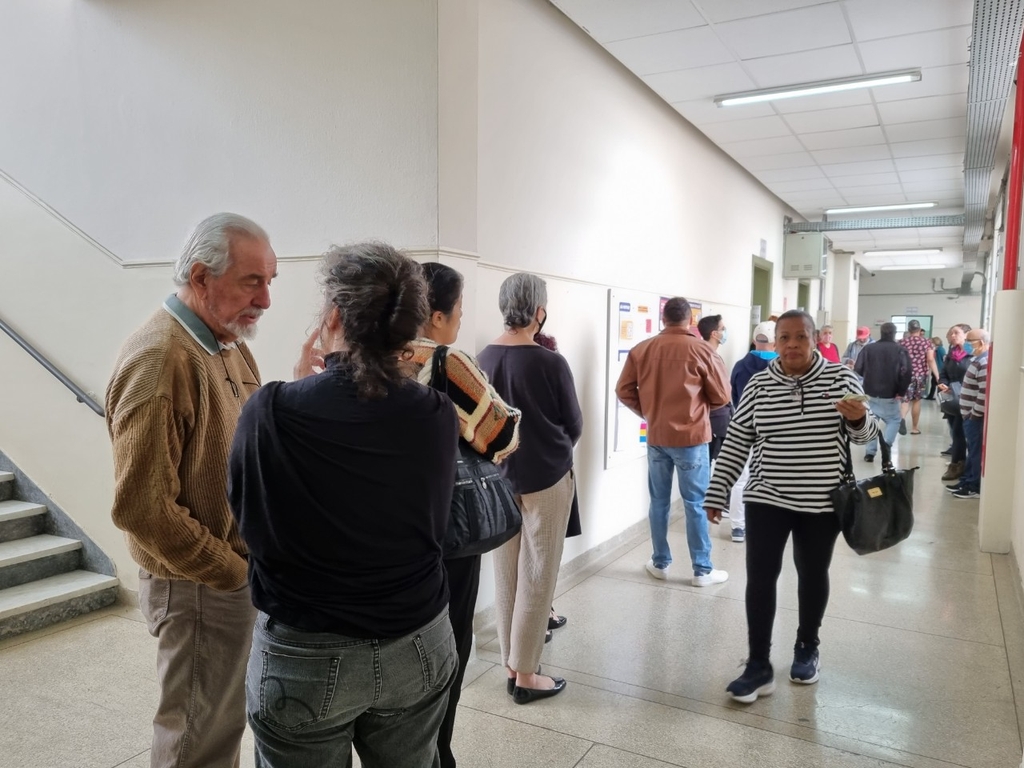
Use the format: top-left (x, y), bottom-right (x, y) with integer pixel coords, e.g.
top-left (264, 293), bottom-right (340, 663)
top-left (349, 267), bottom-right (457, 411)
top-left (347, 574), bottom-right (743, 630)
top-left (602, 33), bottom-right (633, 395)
top-left (111, 749), bottom-right (149, 768)
top-left (570, 743), bottom-right (598, 768)
top-left (991, 554), bottom-right (1024, 754)
top-left (470, 651), bottom-right (978, 768)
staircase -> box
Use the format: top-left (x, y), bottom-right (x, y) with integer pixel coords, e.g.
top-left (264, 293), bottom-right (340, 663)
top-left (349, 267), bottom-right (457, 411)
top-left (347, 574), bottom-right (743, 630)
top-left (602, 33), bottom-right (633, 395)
top-left (0, 470), bottom-right (118, 639)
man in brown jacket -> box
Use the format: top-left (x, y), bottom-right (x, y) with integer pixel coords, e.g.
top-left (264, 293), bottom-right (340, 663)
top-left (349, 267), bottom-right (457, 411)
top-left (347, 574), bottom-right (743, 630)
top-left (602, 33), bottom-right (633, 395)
top-left (616, 297), bottom-right (731, 587)
top-left (106, 213), bottom-right (276, 768)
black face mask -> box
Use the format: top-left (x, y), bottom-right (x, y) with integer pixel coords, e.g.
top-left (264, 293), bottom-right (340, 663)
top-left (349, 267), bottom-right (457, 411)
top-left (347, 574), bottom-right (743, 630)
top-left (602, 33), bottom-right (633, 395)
top-left (537, 310), bottom-right (547, 334)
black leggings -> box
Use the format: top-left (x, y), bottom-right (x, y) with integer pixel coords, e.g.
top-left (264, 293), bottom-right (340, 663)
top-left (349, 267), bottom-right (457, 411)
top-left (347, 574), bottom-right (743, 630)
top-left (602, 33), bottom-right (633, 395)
top-left (437, 554), bottom-right (481, 768)
top-left (948, 411), bottom-right (967, 462)
top-left (745, 503), bottom-right (841, 662)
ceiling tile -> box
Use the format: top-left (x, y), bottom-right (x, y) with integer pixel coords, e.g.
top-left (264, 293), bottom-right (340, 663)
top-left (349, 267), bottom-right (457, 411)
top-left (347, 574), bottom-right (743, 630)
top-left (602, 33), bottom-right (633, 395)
top-left (841, 192), bottom-right (912, 205)
top-left (605, 25), bottom-right (733, 75)
top-left (744, 45), bottom-right (863, 89)
top-left (552, 0), bottom-right (706, 44)
top-left (898, 166), bottom-right (964, 183)
top-left (719, 134), bottom-right (807, 157)
top-left (767, 178), bottom-right (840, 193)
top-left (840, 184), bottom-right (907, 200)
top-left (885, 117), bottom-right (966, 143)
top-left (821, 159), bottom-right (897, 176)
top-left (877, 94), bottom-right (968, 124)
top-left (701, 0), bottom-right (832, 24)
top-left (858, 26), bottom-right (972, 71)
top-left (756, 166), bottom-right (828, 182)
top-left (810, 144), bottom-right (894, 163)
top-left (872, 64), bottom-right (969, 103)
top-left (644, 63), bottom-right (755, 102)
top-left (672, 99), bottom-right (776, 125)
top-left (928, 226), bottom-right (967, 237)
top-left (714, 4), bottom-right (850, 60)
top-left (799, 125), bottom-right (886, 150)
top-left (893, 153), bottom-right (963, 172)
top-left (771, 90), bottom-right (874, 116)
top-left (828, 229), bottom-right (876, 241)
top-left (701, 115), bottom-right (795, 143)
top-left (828, 172), bottom-right (901, 187)
top-left (901, 179), bottom-right (964, 194)
top-left (844, 0), bottom-right (974, 42)
top-left (889, 136), bottom-right (966, 157)
top-left (783, 104), bottom-right (879, 134)
top-left (743, 151), bottom-right (818, 170)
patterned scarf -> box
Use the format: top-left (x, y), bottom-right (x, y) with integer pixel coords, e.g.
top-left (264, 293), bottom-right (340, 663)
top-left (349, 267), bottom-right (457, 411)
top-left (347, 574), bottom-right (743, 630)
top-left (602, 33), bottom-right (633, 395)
top-left (949, 344), bottom-right (968, 363)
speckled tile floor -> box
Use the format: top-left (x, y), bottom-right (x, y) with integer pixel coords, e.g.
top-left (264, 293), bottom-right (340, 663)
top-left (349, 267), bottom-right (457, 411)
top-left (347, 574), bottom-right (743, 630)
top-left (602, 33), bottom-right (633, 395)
top-left (2, 408), bottom-right (1021, 768)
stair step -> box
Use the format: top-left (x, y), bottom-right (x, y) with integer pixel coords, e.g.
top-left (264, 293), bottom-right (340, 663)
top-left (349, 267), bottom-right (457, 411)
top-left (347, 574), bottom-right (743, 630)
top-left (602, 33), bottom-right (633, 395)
top-left (0, 472), bottom-right (13, 502)
top-left (0, 570), bottom-right (119, 626)
top-left (0, 472), bottom-right (13, 483)
top-left (0, 500), bottom-right (47, 523)
top-left (0, 535), bottom-right (81, 567)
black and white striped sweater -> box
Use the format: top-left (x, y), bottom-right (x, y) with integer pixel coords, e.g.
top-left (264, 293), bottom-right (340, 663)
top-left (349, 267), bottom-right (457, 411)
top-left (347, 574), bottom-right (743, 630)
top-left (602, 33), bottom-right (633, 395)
top-left (706, 355), bottom-right (880, 514)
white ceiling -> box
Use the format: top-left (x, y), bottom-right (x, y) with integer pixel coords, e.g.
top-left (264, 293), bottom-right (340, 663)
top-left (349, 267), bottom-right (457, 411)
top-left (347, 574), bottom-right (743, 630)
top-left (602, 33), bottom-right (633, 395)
top-left (551, 0), bottom-right (972, 269)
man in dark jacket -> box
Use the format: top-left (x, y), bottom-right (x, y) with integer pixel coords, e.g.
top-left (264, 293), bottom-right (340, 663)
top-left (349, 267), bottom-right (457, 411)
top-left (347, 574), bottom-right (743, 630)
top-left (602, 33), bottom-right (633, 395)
top-left (855, 322), bottom-right (912, 462)
top-left (723, 321), bottom-right (777, 543)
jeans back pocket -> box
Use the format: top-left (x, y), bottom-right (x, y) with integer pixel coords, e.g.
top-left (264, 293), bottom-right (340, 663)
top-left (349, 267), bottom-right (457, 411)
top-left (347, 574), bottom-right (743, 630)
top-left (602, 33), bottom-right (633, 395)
top-left (258, 651), bottom-right (341, 731)
top-left (413, 614), bottom-right (457, 693)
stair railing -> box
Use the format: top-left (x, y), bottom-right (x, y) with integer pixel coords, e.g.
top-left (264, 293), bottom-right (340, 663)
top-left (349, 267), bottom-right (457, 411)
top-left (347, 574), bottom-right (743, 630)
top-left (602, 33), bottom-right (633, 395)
top-left (0, 315), bottom-right (104, 417)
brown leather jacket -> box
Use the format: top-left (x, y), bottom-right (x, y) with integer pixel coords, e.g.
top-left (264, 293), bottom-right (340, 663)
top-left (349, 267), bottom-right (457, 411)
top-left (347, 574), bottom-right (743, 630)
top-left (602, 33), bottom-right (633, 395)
top-left (615, 326), bottom-right (731, 447)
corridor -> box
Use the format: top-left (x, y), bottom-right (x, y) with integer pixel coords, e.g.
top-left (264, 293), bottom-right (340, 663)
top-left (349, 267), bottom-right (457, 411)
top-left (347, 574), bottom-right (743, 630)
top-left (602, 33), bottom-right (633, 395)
top-left (1, 405), bottom-right (1021, 768)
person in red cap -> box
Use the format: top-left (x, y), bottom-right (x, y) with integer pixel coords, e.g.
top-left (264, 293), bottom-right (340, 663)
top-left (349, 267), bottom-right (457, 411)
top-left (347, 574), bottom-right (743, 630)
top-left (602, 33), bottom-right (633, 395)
top-left (842, 327), bottom-right (872, 369)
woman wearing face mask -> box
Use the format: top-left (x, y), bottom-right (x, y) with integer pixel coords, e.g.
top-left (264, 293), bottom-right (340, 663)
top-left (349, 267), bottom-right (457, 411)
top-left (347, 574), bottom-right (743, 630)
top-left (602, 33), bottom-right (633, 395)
top-left (938, 324), bottom-right (973, 482)
top-left (817, 325), bottom-right (841, 364)
top-left (410, 262), bottom-right (522, 768)
top-left (477, 272), bottom-right (583, 705)
top-left (705, 311), bottom-right (879, 704)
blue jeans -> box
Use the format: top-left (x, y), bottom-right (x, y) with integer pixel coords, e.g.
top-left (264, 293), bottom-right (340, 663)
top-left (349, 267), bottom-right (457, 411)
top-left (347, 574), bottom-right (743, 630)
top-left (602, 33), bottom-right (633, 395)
top-left (247, 610), bottom-right (456, 768)
top-left (647, 444), bottom-right (713, 575)
top-left (961, 417), bottom-right (984, 491)
top-left (865, 397), bottom-right (902, 457)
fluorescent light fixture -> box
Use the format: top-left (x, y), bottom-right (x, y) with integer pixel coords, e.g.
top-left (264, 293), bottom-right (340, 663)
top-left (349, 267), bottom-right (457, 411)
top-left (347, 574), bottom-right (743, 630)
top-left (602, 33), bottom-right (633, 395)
top-left (863, 248), bottom-right (943, 256)
top-left (825, 202), bottom-right (937, 214)
top-left (879, 265), bottom-right (942, 271)
top-left (714, 69), bottom-right (921, 107)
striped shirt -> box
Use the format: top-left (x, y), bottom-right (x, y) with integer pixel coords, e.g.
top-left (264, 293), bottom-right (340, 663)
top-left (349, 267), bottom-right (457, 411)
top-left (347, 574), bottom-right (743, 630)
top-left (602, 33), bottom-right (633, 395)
top-left (706, 355), bottom-right (880, 514)
top-left (959, 351), bottom-right (988, 420)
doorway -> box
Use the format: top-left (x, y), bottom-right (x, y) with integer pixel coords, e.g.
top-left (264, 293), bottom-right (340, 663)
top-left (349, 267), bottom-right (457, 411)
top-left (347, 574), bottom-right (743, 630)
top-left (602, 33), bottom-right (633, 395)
top-left (751, 256), bottom-right (773, 338)
top-left (797, 280), bottom-right (810, 312)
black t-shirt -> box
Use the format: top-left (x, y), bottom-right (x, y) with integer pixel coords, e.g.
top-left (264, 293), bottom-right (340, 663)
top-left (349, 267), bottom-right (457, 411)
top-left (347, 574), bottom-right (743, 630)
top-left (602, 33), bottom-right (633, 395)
top-left (228, 355), bottom-right (458, 638)
top-left (476, 345), bottom-right (582, 495)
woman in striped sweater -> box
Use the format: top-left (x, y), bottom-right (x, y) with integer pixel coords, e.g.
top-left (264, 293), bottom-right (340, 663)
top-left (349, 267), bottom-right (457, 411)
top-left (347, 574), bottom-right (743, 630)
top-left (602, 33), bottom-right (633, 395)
top-left (410, 262), bottom-right (521, 768)
top-left (706, 310), bottom-right (880, 704)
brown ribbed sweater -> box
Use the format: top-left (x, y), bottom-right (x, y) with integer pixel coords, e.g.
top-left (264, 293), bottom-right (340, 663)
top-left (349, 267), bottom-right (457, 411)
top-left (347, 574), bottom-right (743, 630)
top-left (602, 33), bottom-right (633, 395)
top-left (106, 308), bottom-right (260, 591)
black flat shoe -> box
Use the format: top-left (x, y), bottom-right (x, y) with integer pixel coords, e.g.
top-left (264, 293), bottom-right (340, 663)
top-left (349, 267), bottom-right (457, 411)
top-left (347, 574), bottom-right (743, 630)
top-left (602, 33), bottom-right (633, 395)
top-left (545, 629), bottom-right (552, 643)
top-left (507, 666), bottom-right (543, 695)
top-left (548, 614), bottom-right (567, 630)
top-left (512, 677), bottom-right (567, 704)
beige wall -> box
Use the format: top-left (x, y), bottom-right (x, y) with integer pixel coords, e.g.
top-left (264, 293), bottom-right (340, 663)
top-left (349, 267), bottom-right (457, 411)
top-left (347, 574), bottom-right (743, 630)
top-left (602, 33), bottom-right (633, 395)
top-left (858, 269), bottom-right (984, 339)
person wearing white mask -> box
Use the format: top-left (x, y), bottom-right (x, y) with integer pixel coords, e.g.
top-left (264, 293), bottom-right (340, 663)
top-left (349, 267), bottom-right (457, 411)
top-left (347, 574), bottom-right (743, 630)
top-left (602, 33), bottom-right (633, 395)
top-left (697, 315), bottom-right (732, 466)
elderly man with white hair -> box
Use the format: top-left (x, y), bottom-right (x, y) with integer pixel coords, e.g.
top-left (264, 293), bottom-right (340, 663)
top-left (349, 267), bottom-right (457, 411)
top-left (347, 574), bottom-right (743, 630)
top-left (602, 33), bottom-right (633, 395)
top-left (949, 328), bottom-right (990, 500)
top-left (106, 213), bottom-right (276, 768)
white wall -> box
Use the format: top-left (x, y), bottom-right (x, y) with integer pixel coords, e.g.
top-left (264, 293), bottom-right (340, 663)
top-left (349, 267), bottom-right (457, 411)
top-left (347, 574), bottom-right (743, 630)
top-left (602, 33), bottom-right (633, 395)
top-left (473, 0), bottom-right (794, 606)
top-left (0, 0), bottom-right (439, 261)
top-left (858, 269), bottom-right (984, 339)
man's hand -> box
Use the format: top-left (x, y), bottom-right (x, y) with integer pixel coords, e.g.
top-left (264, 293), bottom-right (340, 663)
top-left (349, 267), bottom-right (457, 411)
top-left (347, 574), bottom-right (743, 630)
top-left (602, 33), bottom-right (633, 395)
top-left (835, 399), bottom-right (868, 422)
top-left (707, 508), bottom-right (724, 524)
top-left (938, 383), bottom-right (950, 393)
top-left (294, 329), bottom-right (325, 380)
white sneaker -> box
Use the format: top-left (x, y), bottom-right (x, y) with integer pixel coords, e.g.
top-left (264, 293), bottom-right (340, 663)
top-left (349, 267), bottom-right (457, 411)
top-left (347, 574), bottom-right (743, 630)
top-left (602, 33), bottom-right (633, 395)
top-left (692, 569), bottom-right (728, 587)
top-left (645, 560), bottom-right (669, 580)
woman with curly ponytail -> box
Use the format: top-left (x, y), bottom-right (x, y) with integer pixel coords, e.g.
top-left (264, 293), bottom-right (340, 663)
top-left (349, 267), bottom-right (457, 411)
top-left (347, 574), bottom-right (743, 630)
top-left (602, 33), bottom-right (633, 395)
top-left (229, 242), bottom-right (460, 768)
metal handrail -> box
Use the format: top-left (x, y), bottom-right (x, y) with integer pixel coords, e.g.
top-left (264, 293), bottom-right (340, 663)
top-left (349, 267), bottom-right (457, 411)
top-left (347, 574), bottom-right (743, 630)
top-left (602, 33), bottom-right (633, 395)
top-left (0, 315), bottom-right (104, 416)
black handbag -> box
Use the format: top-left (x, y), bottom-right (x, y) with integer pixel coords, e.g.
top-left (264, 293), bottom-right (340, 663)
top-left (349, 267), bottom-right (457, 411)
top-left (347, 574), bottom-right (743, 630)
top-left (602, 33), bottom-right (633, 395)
top-left (429, 346), bottom-right (523, 558)
top-left (939, 381), bottom-right (962, 417)
top-left (829, 429), bottom-right (917, 555)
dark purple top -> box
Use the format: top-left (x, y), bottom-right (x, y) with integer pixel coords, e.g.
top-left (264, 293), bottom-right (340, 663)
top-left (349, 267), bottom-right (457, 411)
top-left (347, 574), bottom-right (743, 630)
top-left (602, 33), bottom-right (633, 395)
top-left (476, 345), bottom-right (583, 495)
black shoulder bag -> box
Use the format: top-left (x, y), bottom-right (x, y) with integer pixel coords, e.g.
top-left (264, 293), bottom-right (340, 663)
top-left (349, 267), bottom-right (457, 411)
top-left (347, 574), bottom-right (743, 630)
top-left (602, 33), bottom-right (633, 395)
top-left (429, 346), bottom-right (523, 558)
top-left (829, 427), bottom-right (917, 555)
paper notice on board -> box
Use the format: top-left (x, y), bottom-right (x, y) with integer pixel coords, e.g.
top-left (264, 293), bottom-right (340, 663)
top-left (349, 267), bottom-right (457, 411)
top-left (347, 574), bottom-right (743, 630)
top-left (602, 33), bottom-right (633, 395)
top-left (620, 320), bottom-right (634, 340)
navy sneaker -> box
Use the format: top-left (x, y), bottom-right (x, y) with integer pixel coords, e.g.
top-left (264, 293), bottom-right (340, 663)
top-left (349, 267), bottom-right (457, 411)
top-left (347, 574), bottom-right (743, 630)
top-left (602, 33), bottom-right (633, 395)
top-left (953, 489), bottom-right (980, 499)
top-left (790, 642), bottom-right (820, 684)
top-left (726, 660), bottom-right (775, 703)
top-left (864, 453), bottom-right (875, 463)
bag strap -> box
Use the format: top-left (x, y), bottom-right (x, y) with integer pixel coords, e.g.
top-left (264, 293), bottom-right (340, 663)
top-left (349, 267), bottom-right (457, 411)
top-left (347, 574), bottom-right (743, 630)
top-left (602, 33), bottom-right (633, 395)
top-left (838, 421), bottom-right (855, 483)
top-left (429, 345), bottom-right (449, 393)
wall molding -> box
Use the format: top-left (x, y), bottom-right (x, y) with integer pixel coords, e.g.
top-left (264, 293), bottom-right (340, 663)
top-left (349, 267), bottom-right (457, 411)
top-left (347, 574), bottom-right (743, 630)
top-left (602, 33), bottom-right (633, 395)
top-left (2, 167), bottom-right (477, 269)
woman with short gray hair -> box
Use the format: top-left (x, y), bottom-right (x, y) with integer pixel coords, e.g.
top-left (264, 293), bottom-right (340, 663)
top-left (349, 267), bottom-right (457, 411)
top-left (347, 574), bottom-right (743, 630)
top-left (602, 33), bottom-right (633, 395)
top-left (477, 272), bottom-right (583, 705)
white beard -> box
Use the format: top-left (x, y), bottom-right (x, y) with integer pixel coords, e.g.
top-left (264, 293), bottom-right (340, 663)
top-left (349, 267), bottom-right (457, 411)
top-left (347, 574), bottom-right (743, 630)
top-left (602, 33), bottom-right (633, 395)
top-left (225, 319), bottom-right (259, 342)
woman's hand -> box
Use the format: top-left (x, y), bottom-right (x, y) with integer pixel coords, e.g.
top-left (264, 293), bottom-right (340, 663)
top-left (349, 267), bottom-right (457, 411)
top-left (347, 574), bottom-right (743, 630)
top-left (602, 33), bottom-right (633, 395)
top-left (707, 508), bottom-right (724, 524)
top-left (294, 329), bottom-right (325, 380)
top-left (835, 399), bottom-right (868, 422)
top-left (938, 383), bottom-right (950, 393)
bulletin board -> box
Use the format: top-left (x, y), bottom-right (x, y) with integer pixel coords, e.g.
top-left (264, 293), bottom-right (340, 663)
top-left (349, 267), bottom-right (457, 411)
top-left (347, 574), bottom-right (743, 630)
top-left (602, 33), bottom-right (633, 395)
top-left (605, 290), bottom-right (711, 469)
top-left (605, 289), bottom-right (664, 469)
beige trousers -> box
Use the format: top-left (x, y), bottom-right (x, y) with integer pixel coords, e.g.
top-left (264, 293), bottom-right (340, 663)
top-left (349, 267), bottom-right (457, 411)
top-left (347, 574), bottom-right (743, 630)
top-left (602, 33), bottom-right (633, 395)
top-left (493, 470), bottom-right (575, 672)
top-left (139, 569), bottom-right (257, 768)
